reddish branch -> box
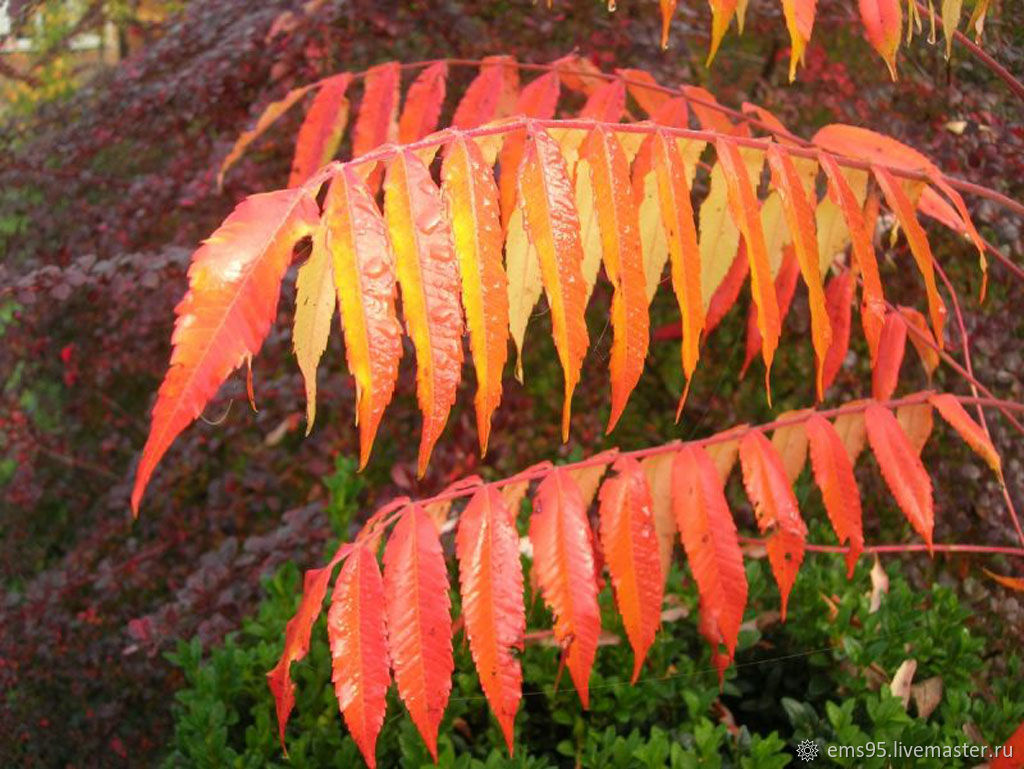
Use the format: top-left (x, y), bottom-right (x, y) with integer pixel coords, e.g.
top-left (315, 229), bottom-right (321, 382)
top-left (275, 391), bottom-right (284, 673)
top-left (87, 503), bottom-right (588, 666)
top-left (356, 391), bottom-right (1023, 545)
top-left (299, 57), bottom-right (1024, 221)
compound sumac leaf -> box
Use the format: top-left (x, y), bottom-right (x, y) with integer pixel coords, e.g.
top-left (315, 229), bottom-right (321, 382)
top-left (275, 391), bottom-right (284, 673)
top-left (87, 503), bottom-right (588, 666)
top-left (598, 457), bottom-right (663, 682)
top-left (529, 468), bottom-right (601, 707)
top-left (456, 487), bottom-right (525, 754)
top-left (383, 504), bottom-right (454, 760)
top-left (739, 431), bottom-right (807, 618)
top-left (132, 188), bottom-right (319, 513)
top-left (328, 546), bottom-right (390, 769)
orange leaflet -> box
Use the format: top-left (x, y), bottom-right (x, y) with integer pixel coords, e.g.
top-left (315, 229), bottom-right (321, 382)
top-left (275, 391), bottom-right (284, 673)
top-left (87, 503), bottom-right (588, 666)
top-left (659, 0), bottom-right (678, 49)
top-left (398, 62), bottom-right (448, 143)
top-left (649, 130), bottom-right (704, 387)
top-left (383, 151), bottom-right (465, 476)
top-left (518, 126), bottom-right (590, 440)
top-left (928, 393), bottom-right (1003, 479)
top-left (741, 245), bottom-right (799, 381)
top-left (455, 487), bottom-right (525, 755)
top-left (990, 720), bottom-right (1024, 769)
top-left (707, 0), bottom-right (739, 65)
top-left (327, 545), bottom-right (390, 769)
top-left (452, 55), bottom-right (519, 129)
top-left (671, 444), bottom-right (747, 674)
top-left (780, 0), bottom-right (817, 80)
top-left (551, 53), bottom-right (605, 96)
top-left (615, 68), bottom-right (669, 117)
top-left (821, 270), bottom-right (854, 392)
top-left (704, 241), bottom-right (749, 336)
top-left (579, 127), bottom-right (649, 432)
top-left (650, 96), bottom-right (689, 128)
top-left (597, 457), bottom-right (664, 682)
top-left (529, 468), bottom-right (601, 708)
top-left (352, 61), bottom-right (400, 192)
top-left (578, 77), bottom-right (626, 122)
top-left (818, 153), bottom-right (884, 360)
top-left (897, 306), bottom-right (939, 380)
top-left (767, 145), bottom-right (831, 398)
top-left (289, 73), bottom-right (353, 187)
top-left (858, 0), bottom-right (902, 78)
top-left (383, 504), bottom-right (454, 760)
top-left (325, 166), bottom-right (403, 469)
top-left (739, 431), bottom-right (808, 619)
top-left (715, 137), bottom-right (780, 397)
top-left (804, 414), bottom-right (864, 577)
top-left (873, 311), bottom-right (907, 401)
top-left (131, 188), bottom-right (319, 514)
top-left (218, 82), bottom-right (315, 188)
top-left (498, 70), bottom-right (561, 229)
top-left (681, 85), bottom-right (740, 135)
top-left (872, 165), bottom-right (947, 348)
top-left (267, 543), bottom-right (351, 748)
top-left (864, 404), bottom-right (934, 551)
top-left (440, 135), bottom-right (509, 455)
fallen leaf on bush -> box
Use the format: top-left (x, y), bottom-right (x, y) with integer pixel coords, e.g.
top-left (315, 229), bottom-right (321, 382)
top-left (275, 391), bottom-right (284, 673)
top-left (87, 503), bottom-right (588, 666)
top-left (890, 658), bottom-right (917, 708)
top-left (870, 556), bottom-right (889, 613)
top-left (911, 675), bottom-right (943, 719)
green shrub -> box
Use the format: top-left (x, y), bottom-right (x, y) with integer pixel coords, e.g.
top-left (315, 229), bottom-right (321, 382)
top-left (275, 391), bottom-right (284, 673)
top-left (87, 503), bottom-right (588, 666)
top-left (164, 477), bottom-right (1023, 768)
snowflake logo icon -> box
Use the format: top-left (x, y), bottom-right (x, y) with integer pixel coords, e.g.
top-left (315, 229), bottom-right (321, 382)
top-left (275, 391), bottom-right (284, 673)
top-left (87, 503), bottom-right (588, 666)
top-left (796, 739), bottom-right (819, 762)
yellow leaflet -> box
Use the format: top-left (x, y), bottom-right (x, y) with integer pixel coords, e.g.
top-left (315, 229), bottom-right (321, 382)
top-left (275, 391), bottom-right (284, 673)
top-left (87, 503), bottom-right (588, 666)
top-left (473, 125), bottom-right (510, 167)
top-left (642, 138), bottom-right (703, 303)
top-left (699, 148), bottom-right (763, 308)
top-left (816, 166), bottom-right (867, 274)
top-left (698, 164), bottom-right (740, 309)
top-left (505, 205), bottom-right (544, 382)
top-left (637, 170), bottom-right (669, 303)
top-left (575, 158), bottom-right (605, 304)
top-left (293, 226), bottom-right (336, 433)
top-left (760, 193), bottom-right (790, 277)
top-left (942, 0), bottom-right (958, 56)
